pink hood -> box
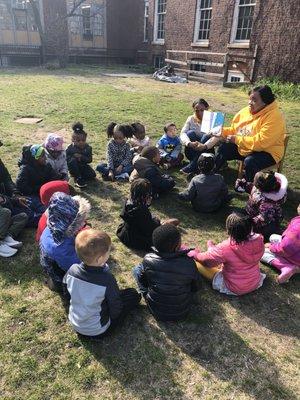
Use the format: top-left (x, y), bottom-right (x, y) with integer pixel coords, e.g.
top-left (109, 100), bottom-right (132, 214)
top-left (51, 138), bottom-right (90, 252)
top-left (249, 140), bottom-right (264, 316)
top-left (197, 234), bottom-right (265, 295)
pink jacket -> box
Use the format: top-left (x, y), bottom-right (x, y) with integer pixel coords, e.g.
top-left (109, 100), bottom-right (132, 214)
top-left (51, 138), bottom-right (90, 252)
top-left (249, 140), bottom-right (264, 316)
top-left (270, 216), bottom-right (300, 266)
top-left (195, 234), bottom-right (265, 295)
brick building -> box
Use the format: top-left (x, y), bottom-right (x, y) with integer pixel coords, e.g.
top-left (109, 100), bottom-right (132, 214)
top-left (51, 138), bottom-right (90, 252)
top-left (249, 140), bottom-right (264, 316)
top-left (138, 0), bottom-right (300, 83)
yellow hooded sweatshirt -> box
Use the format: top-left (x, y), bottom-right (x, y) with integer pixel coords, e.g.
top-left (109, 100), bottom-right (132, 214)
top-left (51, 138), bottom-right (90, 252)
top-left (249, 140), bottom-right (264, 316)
top-left (222, 101), bottom-right (286, 163)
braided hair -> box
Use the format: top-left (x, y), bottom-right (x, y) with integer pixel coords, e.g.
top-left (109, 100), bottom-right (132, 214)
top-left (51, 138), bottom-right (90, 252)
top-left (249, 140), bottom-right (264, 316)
top-left (130, 178), bottom-right (152, 206)
top-left (197, 153), bottom-right (215, 174)
top-left (226, 212), bottom-right (253, 244)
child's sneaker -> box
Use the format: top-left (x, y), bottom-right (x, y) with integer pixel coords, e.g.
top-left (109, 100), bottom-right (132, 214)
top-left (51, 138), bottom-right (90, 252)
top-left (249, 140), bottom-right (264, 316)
top-left (115, 172), bottom-right (129, 181)
top-left (277, 265), bottom-right (300, 284)
top-left (0, 242), bottom-right (18, 257)
top-left (2, 235), bottom-right (23, 249)
top-left (234, 178), bottom-right (246, 193)
top-left (75, 177), bottom-right (87, 188)
top-left (163, 163), bottom-right (171, 170)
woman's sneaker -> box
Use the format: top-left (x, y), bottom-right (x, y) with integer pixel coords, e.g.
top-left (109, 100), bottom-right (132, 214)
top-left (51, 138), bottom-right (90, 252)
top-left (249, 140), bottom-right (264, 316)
top-left (75, 177), bottom-right (87, 188)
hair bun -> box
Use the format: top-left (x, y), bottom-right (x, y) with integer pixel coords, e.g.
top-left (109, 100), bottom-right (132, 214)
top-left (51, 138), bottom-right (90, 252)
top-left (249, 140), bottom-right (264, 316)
top-left (72, 122), bottom-right (84, 133)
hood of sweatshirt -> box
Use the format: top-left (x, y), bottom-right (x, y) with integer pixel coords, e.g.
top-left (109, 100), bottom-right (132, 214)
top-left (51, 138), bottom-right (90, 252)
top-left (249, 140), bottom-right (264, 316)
top-left (40, 180), bottom-right (70, 206)
top-left (120, 200), bottom-right (148, 223)
top-left (133, 156), bottom-right (160, 175)
top-left (230, 234), bottom-right (264, 264)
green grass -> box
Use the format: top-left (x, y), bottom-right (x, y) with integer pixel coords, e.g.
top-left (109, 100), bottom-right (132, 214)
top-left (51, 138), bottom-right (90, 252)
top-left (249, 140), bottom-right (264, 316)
top-left (0, 66), bottom-right (299, 400)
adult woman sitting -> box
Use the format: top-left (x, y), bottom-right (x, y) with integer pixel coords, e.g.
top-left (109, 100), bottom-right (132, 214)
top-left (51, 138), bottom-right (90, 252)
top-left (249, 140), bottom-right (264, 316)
top-left (180, 98), bottom-right (211, 174)
top-left (215, 85), bottom-right (286, 182)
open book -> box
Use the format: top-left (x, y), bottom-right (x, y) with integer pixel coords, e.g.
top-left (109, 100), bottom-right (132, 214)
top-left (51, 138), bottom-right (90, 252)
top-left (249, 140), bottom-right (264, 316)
top-left (201, 111), bottom-right (225, 135)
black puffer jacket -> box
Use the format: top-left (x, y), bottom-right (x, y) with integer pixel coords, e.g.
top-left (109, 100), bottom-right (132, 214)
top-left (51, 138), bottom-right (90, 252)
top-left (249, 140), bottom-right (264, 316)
top-left (16, 145), bottom-right (59, 196)
top-left (133, 157), bottom-right (175, 195)
top-left (0, 158), bottom-right (20, 210)
top-left (138, 249), bottom-right (201, 321)
top-left (116, 200), bottom-right (161, 250)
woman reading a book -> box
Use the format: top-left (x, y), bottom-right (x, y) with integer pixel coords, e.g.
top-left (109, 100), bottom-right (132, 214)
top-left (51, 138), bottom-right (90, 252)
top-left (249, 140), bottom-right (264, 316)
top-left (214, 85), bottom-right (286, 182)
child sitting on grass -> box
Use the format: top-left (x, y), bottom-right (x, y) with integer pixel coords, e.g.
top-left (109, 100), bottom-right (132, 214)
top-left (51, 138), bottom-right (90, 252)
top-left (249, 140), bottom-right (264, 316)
top-left (261, 203), bottom-right (300, 283)
top-left (236, 171), bottom-right (288, 241)
top-left (189, 212), bottom-right (265, 296)
top-left (179, 153), bottom-right (229, 213)
top-left (129, 122), bottom-right (151, 154)
top-left (157, 123), bottom-right (183, 169)
top-left (66, 123), bottom-right (96, 189)
top-left (117, 178), bottom-right (179, 251)
top-left (130, 146), bottom-right (175, 196)
top-left (40, 192), bottom-right (90, 292)
top-left (44, 133), bottom-right (68, 181)
top-left (96, 124), bottom-right (133, 181)
top-left (132, 224), bottom-right (201, 321)
top-left (63, 229), bottom-right (141, 341)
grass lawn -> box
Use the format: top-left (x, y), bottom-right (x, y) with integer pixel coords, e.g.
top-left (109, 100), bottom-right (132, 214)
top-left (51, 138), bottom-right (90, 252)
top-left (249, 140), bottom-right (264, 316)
top-left (0, 66), bottom-right (299, 400)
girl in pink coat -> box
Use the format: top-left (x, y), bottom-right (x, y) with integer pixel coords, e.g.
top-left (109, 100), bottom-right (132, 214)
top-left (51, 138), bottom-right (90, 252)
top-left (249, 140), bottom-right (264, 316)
top-left (189, 212), bottom-right (265, 295)
top-left (261, 204), bottom-right (300, 283)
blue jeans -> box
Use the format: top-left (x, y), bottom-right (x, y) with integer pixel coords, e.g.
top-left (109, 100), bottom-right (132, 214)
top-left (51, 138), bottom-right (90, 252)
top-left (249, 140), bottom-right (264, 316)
top-left (12, 195), bottom-right (46, 228)
top-left (183, 130), bottom-right (212, 173)
top-left (215, 142), bottom-right (276, 182)
top-left (96, 163), bottom-right (133, 177)
top-left (132, 264), bottom-right (148, 295)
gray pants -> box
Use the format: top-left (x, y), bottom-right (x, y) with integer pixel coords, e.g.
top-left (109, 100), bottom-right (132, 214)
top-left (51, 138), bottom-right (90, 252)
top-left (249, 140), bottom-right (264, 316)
top-left (0, 207), bottom-right (28, 239)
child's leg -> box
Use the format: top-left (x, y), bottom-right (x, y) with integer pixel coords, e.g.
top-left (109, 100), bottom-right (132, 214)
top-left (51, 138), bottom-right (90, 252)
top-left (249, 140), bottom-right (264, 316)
top-left (195, 261), bottom-right (222, 281)
top-left (8, 212), bottom-right (28, 238)
top-left (169, 153), bottom-right (184, 167)
top-left (67, 158), bottom-right (81, 179)
top-left (96, 163), bottom-right (110, 177)
top-left (132, 265), bottom-right (148, 295)
top-left (0, 207), bottom-right (12, 240)
top-left (81, 164), bottom-right (96, 180)
top-left (121, 164), bottom-right (134, 175)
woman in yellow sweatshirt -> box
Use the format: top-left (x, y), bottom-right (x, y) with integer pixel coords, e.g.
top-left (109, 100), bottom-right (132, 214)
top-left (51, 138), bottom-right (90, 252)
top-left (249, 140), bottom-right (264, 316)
top-left (215, 85), bottom-right (286, 182)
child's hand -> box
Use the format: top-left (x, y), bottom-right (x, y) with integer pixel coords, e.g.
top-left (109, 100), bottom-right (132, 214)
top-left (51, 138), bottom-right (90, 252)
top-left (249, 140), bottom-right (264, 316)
top-left (207, 240), bottom-right (215, 248)
top-left (187, 248), bottom-right (201, 258)
top-left (115, 165), bottom-right (123, 174)
top-left (265, 243), bottom-right (271, 248)
top-left (74, 153), bottom-right (81, 160)
top-left (108, 171), bottom-right (114, 181)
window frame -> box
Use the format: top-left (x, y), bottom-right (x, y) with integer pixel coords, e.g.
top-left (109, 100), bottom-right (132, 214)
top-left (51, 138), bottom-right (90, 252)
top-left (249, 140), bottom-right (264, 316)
top-left (193, 0), bottom-right (212, 44)
top-left (143, 0), bottom-right (149, 42)
top-left (82, 5), bottom-right (93, 40)
top-left (153, 0), bottom-right (166, 44)
top-left (230, 0), bottom-right (256, 44)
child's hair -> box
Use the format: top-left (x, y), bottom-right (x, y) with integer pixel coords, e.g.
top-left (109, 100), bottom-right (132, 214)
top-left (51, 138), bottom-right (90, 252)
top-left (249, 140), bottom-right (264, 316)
top-left (113, 124), bottom-right (134, 139)
top-left (140, 146), bottom-right (159, 161)
top-left (72, 122), bottom-right (87, 138)
top-left (131, 122), bottom-right (145, 136)
top-left (152, 224), bottom-right (181, 253)
top-left (163, 122), bottom-right (176, 133)
top-left (75, 229), bottom-right (111, 265)
top-left (192, 98), bottom-right (209, 109)
top-left (226, 212), bottom-right (253, 244)
top-left (254, 171), bottom-right (281, 193)
top-left (130, 178), bottom-right (152, 206)
top-left (197, 153), bottom-right (215, 174)
top-left (107, 122), bottom-right (117, 138)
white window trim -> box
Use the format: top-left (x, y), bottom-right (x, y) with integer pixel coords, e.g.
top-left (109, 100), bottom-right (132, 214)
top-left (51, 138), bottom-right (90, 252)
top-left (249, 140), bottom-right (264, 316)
top-left (227, 71), bottom-right (245, 83)
top-left (230, 0), bottom-right (256, 44)
top-left (193, 0), bottom-right (212, 45)
top-left (143, 0), bottom-right (149, 42)
top-left (153, 0), bottom-right (166, 45)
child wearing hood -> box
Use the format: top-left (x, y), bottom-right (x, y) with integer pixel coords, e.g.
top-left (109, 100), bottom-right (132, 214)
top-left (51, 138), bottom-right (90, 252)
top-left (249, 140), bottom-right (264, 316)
top-left (189, 212), bottom-right (265, 296)
top-left (35, 180), bottom-right (70, 242)
top-left (261, 203), bottom-right (300, 283)
top-left (39, 192), bottom-right (90, 291)
top-left (236, 171), bottom-right (288, 240)
top-left (44, 133), bottom-right (68, 181)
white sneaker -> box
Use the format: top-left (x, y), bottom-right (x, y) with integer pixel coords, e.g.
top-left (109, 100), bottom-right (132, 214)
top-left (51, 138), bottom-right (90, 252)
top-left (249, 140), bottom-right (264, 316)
top-left (0, 242), bottom-right (18, 257)
top-left (2, 235), bottom-right (23, 249)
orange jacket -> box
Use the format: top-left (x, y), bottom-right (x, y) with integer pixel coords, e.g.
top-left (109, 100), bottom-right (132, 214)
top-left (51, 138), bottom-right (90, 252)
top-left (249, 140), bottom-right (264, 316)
top-left (222, 101), bottom-right (286, 163)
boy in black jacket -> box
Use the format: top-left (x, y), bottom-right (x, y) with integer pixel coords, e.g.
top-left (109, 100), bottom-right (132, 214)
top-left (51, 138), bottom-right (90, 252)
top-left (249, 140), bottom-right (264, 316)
top-left (130, 146), bottom-right (175, 197)
top-left (132, 224), bottom-right (201, 321)
top-left (66, 122), bottom-right (96, 188)
top-left (64, 229), bottom-right (141, 341)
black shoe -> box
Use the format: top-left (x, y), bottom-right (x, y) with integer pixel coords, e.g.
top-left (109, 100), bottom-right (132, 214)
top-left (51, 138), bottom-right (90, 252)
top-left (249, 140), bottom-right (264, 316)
top-left (75, 177), bottom-right (87, 188)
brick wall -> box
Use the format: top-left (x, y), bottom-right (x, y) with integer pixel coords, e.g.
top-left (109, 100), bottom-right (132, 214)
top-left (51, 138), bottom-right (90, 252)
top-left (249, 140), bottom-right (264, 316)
top-left (142, 0), bottom-right (299, 82)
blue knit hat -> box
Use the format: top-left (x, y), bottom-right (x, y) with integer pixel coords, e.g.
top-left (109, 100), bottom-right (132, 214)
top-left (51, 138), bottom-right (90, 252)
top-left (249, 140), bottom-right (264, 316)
top-left (47, 192), bottom-right (79, 244)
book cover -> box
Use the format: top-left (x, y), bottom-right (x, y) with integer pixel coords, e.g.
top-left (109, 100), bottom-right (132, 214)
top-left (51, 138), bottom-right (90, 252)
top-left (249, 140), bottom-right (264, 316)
top-left (201, 111), bottom-right (225, 135)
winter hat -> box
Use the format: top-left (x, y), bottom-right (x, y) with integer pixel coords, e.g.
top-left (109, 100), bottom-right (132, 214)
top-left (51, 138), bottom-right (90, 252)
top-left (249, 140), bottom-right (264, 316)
top-left (39, 180), bottom-right (70, 206)
top-left (47, 192), bottom-right (90, 244)
top-left (30, 144), bottom-right (44, 160)
top-left (44, 133), bottom-right (64, 152)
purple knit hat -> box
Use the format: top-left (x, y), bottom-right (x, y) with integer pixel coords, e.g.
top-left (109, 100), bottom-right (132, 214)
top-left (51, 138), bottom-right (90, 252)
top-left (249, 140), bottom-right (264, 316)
top-left (44, 133), bottom-right (64, 151)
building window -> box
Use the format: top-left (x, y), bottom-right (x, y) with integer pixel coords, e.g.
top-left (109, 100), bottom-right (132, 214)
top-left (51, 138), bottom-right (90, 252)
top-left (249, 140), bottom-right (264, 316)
top-left (143, 0), bottom-right (149, 42)
top-left (232, 0), bottom-right (256, 42)
top-left (227, 72), bottom-right (245, 83)
top-left (154, 0), bottom-right (166, 43)
top-left (154, 55), bottom-right (165, 69)
top-left (82, 5), bottom-right (92, 40)
top-left (0, 3), bottom-right (13, 30)
top-left (194, 0), bottom-right (212, 43)
top-left (93, 14), bottom-right (104, 36)
top-left (13, 8), bottom-right (27, 31)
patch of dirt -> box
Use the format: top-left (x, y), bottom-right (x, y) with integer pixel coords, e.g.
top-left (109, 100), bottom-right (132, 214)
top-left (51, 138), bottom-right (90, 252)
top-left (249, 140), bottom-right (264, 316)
top-left (30, 128), bottom-right (70, 144)
top-left (15, 117), bottom-right (43, 124)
